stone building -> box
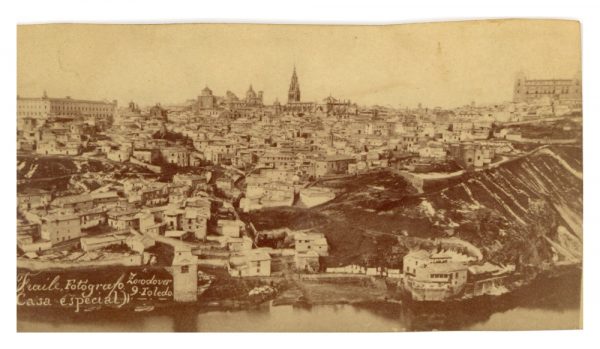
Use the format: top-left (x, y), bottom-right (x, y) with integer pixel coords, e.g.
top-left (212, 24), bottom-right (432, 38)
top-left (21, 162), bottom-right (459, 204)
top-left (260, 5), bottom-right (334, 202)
top-left (40, 213), bottom-right (82, 245)
top-left (149, 103), bottom-right (168, 120)
top-left (245, 84), bottom-right (264, 107)
top-left (287, 66), bottom-right (301, 103)
top-left (448, 142), bottom-right (495, 170)
top-left (402, 250), bottom-right (469, 301)
top-left (513, 72), bottom-right (582, 107)
top-left (17, 92), bottom-right (117, 128)
top-left (171, 244), bottom-right (198, 302)
top-left (285, 66), bottom-right (315, 114)
top-left (197, 86), bottom-right (217, 110)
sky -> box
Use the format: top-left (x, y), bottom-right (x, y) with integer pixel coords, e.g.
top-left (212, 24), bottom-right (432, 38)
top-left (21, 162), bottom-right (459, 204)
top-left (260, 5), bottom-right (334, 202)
top-left (17, 20), bottom-right (581, 108)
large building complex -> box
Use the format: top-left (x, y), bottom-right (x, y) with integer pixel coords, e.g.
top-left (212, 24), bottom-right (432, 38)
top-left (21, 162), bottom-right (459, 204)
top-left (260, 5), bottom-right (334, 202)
top-left (17, 91), bottom-right (117, 123)
top-left (194, 84), bottom-right (264, 113)
top-left (513, 72), bottom-right (582, 107)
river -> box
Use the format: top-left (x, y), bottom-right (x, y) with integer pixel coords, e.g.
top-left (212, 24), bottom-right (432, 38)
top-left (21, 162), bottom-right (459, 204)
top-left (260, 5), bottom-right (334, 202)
top-left (17, 270), bottom-right (581, 332)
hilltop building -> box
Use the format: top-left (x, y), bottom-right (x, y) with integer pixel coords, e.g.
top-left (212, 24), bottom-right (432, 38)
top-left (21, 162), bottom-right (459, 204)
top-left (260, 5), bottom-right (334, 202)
top-left (17, 92), bottom-right (117, 128)
top-left (245, 85), bottom-right (264, 107)
top-left (285, 67), bottom-right (315, 113)
top-left (513, 72), bottom-right (582, 108)
top-left (197, 86), bottom-right (217, 110)
top-left (288, 66), bottom-right (301, 103)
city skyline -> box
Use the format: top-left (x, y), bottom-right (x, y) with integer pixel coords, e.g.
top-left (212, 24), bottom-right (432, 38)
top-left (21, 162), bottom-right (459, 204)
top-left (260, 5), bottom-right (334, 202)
top-left (16, 19), bottom-right (583, 333)
top-left (17, 20), bottom-right (580, 108)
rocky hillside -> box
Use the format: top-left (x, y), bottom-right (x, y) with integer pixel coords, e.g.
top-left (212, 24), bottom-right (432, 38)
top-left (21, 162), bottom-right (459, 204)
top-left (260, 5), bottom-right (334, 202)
top-left (421, 145), bottom-right (582, 266)
top-left (247, 145), bottom-right (582, 268)
top-left (17, 155), bottom-right (153, 193)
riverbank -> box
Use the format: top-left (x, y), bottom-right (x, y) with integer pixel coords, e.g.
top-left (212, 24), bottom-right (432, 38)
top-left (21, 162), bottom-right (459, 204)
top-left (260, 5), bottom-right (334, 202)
top-left (17, 262), bottom-right (581, 317)
top-left (18, 267), bottom-right (582, 332)
top-left (185, 263), bottom-right (583, 311)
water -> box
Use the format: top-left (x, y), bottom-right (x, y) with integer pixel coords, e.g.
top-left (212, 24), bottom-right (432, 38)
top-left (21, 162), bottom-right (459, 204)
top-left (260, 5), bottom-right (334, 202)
top-left (17, 271), bottom-right (581, 332)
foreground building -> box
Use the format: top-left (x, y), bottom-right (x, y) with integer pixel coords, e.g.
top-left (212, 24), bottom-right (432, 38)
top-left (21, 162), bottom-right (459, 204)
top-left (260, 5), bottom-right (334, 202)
top-left (401, 250), bottom-right (469, 301)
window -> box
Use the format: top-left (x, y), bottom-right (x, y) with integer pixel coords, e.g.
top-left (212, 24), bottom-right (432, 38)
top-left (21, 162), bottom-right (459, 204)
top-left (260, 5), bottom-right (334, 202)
top-left (181, 265), bottom-right (189, 273)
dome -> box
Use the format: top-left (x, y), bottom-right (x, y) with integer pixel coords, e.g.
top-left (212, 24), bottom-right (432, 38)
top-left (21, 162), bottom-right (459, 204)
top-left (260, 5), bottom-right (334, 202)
top-left (246, 84), bottom-right (257, 98)
top-left (201, 86), bottom-right (213, 96)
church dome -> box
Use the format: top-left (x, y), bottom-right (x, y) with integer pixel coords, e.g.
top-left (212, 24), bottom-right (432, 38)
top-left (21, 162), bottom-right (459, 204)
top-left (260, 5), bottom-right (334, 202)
top-left (246, 84), bottom-right (257, 98)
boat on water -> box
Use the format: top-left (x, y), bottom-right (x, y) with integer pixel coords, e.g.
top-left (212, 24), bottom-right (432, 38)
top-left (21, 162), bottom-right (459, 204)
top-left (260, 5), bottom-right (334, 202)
top-left (83, 306), bottom-right (101, 312)
top-left (134, 305), bottom-right (155, 312)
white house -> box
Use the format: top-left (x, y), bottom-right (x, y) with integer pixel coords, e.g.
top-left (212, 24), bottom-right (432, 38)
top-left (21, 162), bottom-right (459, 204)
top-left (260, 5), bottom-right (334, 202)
top-left (217, 219), bottom-right (245, 238)
top-left (228, 249), bottom-right (271, 277)
top-left (294, 232), bottom-right (329, 256)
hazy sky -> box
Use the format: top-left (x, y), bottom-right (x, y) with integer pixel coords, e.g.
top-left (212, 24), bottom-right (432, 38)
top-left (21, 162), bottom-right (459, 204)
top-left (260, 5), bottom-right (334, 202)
top-left (17, 20), bottom-right (581, 108)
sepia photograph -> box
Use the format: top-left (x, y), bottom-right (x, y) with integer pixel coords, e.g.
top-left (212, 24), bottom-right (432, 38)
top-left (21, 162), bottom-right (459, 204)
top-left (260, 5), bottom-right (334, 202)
top-left (15, 19), bottom-right (583, 332)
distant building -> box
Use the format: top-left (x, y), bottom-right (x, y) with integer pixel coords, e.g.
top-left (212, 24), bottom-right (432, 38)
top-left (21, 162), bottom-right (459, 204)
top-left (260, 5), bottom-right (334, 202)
top-left (160, 147), bottom-right (190, 167)
top-left (107, 210), bottom-right (140, 231)
top-left (80, 233), bottom-right (128, 252)
top-left (258, 150), bottom-right (297, 171)
top-left (217, 219), bottom-right (245, 238)
top-left (294, 232), bottom-right (328, 256)
top-left (418, 141), bottom-right (447, 159)
top-left (198, 86), bottom-right (217, 110)
top-left (245, 85), bottom-right (264, 107)
top-left (149, 103), bottom-right (168, 120)
top-left (181, 206), bottom-right (208, 240)
top-left (448, 142), bottom-right (495, 170)
top-left (18, 189), bottom-right (52, 211)
top-left (323, 95), bottom-right (355, 116)
top-left (17, 92), bottom-right (117, 128)
top-left (285, 66), bottom-right (315, 113)
top-left (36, 140), bottom-right (81, 156)
top-left (287, 66), bottom-right (301, 103)
top-left (51, 193), bottom-right (95, 212)
top-left (314, 155), bottom-right (356, 178)
top-left (79, 207), bottom-right (108, 229)
top-left (227, 236), bottom-right (253, 252)
top-left (513, 72), bottom-right (582, 107)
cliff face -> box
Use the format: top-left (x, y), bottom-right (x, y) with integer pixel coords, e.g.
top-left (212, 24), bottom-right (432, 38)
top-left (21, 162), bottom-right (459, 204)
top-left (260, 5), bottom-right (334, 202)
top-left (425, 145), bottom-right (582, 266)
top-left (311, 145), bottom-right (582, 267)
top-left (17, 155), bottom-right (153, 192)
top-left (236, 146), bottom-right (582, 268)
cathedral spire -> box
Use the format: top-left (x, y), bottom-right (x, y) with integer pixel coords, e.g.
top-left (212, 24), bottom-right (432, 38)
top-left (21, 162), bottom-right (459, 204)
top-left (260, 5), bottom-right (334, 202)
top-left (288, 66), bottom-right (301, 103)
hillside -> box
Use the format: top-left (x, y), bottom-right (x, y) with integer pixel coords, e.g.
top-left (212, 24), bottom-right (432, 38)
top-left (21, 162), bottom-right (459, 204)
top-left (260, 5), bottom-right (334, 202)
top-left (246, 145), bottom-right (583, 268)
top-left (17, 155), bottom-right (154, 193)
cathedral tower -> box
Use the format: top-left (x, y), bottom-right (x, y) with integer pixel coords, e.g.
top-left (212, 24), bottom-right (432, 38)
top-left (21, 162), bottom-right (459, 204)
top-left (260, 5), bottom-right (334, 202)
top-left (287, 66), bottom-right (301, 103)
